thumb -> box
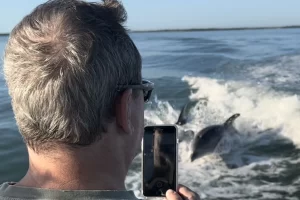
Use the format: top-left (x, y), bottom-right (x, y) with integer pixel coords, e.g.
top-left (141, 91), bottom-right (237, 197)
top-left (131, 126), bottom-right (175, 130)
top-left (165, 189), bottom-right (182, 200)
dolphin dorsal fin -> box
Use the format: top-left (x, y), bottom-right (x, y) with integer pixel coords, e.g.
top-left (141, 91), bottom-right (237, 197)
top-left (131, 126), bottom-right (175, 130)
top-left (224, 113), bottom-right (240, 127)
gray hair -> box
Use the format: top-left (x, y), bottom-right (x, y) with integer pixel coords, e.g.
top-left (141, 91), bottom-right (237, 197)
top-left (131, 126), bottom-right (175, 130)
top-left (3, 0), bottom-right (142, 152)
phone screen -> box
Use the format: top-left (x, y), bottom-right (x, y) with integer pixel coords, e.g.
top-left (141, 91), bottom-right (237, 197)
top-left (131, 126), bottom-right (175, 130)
top-left (142, 126), bottom-right (177, 197)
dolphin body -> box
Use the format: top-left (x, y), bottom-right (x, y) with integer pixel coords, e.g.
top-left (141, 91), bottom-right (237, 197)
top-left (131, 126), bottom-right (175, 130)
top-left (175, 98), bottom-right (207, 126)
top-left (175, 102), bottom-right (196, 143)
top-left (174, 102), bottom-right (240, 161)
top-left (189, 113), bottom-right (240, 161)
top-left (175, 101), bottom-right (195, 126)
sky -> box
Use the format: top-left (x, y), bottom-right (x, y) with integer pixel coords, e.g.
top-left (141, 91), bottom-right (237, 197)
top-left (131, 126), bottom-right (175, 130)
top-left (0, 0), bottom-right (300, 33)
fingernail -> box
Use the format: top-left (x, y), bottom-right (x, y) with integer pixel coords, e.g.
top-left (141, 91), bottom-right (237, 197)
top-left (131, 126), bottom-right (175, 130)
top-left (166, 190), bottom-right (172, 195)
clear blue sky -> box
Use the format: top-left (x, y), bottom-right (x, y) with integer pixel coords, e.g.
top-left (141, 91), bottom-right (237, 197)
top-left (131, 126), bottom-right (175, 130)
top-left (1, 0), bottom-right (300, 33)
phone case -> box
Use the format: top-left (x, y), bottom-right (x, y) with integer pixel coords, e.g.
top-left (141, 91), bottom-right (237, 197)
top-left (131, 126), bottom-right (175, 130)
top-left (141, 124), bottom-right (179, 199)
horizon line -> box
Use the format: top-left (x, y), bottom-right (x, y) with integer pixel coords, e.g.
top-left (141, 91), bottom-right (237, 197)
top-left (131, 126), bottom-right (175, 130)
top-left (1, 25), bottom-right (300, 35)
top-left (129, 25), bottom-right (300, 33)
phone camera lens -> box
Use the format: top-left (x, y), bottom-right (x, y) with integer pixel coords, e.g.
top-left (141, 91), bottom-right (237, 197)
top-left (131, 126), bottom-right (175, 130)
top-left (156, 181), bottom-right (164, 188)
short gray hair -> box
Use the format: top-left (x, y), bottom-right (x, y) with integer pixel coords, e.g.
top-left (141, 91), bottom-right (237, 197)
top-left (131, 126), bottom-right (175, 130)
top-left (3, 0), bottom-right (142, 152)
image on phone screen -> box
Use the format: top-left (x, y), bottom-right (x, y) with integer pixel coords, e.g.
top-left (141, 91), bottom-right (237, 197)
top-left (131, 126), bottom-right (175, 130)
top-left (143, 126), bottom-right (177, 197)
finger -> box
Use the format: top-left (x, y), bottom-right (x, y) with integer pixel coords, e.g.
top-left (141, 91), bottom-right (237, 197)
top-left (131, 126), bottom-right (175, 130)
top-left (178, 185), bottom-right (200, 200)
top-left (165, 189), bottom-right (182, 200)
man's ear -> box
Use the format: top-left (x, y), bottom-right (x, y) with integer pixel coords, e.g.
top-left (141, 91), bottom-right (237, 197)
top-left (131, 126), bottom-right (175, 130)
top-left (115, 89), bottom-right (133, 134)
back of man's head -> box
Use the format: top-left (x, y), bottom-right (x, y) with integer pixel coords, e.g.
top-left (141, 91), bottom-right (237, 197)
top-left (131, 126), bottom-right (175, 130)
top-left (3, 0), bottom-right (142, 152)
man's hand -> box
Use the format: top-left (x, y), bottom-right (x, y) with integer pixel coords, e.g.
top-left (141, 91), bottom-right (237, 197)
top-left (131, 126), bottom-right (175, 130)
top-left (165, 184), bottom-right (200, 200)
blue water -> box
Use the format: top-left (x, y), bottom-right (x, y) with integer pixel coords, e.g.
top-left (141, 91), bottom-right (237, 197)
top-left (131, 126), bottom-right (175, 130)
top-left (1, 28), bottom-right (300, 199)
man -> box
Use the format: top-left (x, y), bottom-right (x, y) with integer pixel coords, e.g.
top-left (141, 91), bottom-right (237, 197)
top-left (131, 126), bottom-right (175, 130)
top-left (1, 0), bottom-right (200, 199)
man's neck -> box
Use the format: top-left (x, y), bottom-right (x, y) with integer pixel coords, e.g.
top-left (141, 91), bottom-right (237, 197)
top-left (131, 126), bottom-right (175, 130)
top-left (16, 134), bottom-right (129, 190)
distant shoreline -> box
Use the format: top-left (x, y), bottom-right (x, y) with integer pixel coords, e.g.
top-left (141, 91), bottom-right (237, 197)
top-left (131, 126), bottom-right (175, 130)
top-left (130, 25), bottom-right (300, 33)
top-left (1, 25), bottom-right (300, 35)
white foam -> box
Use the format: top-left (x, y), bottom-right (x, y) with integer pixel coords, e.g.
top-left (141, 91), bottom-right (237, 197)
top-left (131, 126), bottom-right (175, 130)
top-left (249, 55), bottom-right (300, 86)
top-left (183, 75), bottom-right (300, 146)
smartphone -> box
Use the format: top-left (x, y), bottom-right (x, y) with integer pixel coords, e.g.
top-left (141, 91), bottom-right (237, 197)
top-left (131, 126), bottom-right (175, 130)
top-left (142, 125), bottom-right (178, 198)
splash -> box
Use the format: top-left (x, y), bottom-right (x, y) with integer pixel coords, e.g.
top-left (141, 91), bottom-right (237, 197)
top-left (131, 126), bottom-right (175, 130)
top-left (183, 75), bottom-right (300, 147)
top-left (126, 75), bottom-right (300, 199)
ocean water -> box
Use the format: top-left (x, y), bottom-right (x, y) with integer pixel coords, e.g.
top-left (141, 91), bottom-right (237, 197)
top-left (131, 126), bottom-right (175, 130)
top-left (1, 28), bottom-right (300, 199)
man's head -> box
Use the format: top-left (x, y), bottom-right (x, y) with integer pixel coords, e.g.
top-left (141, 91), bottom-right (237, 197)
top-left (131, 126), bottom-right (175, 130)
top-left (3, 0), bottom-right (152, 158)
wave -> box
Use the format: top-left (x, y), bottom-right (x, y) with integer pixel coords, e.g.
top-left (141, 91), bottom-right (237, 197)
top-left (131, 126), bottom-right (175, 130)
top-left (125, 75), bottom-right (300, 199)
top-left (182, 75), bottom-right (300, 146)
top-left (246, 54), bottom-right (300, 92)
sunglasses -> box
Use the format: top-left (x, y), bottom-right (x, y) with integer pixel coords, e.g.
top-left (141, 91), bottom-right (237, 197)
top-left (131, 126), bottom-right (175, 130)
top-left (116, 79), bottom-right (154, 102)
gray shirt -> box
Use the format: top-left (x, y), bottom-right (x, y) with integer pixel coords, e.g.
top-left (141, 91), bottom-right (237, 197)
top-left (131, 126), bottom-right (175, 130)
top-left (0, 182), bottom-right (139, 200)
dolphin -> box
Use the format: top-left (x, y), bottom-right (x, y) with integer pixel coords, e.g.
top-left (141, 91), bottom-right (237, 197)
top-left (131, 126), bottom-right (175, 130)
top-left (175, 102), bottom-right (191, 126)
top-left (175, 100), bottom-right (199, 126)
top-left (175, 101), bottom-right (196, 143)
top-left (190, 113), bottom-right (240, 162)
